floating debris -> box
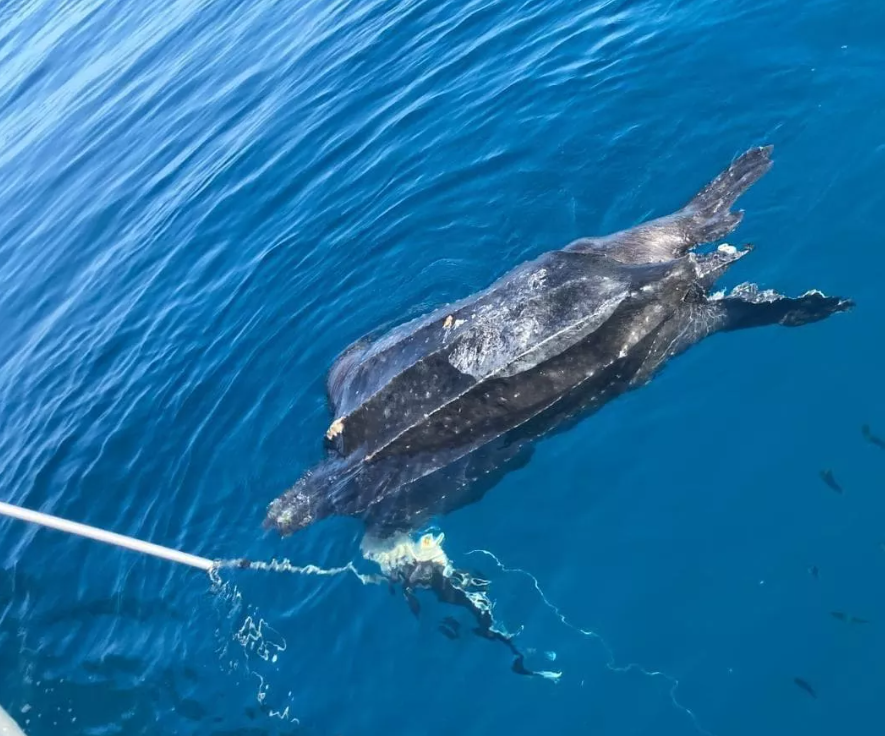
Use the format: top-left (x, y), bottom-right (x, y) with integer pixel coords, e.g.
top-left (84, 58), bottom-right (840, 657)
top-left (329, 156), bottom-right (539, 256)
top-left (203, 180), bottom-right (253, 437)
top-left (438, 616), bottom-right (460, 640)
top-left (362, 531), bottom-right (560, 681)
top-left (404, 589), bottom-right (421, 617)
top-left (862, 424), bottom-right (885, 450)
top-left (807, 565), bottom-right (819, 579)
top-left (437, 624), bottom-right (458, 640)
top-left (819, 469), bottom-right (843, 494)
top-left (793, 677), bottom-right (817, 699)
top-left (830, 611), bottom-right (870, 625)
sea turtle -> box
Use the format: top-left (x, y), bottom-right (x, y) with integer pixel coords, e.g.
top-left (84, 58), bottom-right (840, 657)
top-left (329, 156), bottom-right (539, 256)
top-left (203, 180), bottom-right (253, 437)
top-left (265, 145), bottom-right (852, 536)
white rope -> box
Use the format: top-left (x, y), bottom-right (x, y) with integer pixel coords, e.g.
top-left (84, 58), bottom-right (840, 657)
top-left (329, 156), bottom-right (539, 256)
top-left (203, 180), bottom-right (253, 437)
top-left (0, 500), bottom-right (216, 572)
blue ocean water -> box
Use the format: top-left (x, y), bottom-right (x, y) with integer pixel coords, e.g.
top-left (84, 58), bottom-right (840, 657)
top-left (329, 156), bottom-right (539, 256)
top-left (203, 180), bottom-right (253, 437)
top-left (1, 0), bottom-right (883, 733)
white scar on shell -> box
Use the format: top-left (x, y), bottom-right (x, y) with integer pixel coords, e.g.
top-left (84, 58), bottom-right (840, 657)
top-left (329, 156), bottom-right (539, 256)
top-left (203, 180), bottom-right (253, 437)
top-left (325, 418), bottom-right (344, 440)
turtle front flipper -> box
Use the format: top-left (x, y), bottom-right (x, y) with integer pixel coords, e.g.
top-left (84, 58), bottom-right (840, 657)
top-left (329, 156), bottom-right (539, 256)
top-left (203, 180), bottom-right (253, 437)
top-left (566, 145), bottom-right (773, 264)
top-left (717, 285), bottom-right (854, 331)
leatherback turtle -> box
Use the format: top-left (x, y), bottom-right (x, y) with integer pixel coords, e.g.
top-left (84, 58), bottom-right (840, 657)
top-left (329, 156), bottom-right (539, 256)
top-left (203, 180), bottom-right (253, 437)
top-left (265, 145), bottom-right (852, 536)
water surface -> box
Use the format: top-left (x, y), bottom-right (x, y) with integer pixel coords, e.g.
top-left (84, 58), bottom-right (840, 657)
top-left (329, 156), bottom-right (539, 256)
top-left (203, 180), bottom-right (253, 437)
top-left (1, 0), bottom-right (883, 733)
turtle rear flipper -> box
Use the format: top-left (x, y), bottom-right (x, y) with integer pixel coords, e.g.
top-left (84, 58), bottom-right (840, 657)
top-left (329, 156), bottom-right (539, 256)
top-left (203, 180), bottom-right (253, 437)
top-left (683, 145), bottom-right (773, 244)
top-left (566, 145), bottom-right (773, 264)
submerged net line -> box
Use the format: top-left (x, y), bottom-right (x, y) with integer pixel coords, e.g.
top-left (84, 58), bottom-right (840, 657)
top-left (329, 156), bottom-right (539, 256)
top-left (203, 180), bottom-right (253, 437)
top-left (208, 540), bottom-right (442, 728)
top-left (213, 557), bottom-right (384, 586)
top-left (468, 548), bottom-right (716, 736)
top-left (0, 500), bottom-right (387, 588)
top-left (1, 499), bottom-right (711, 730)
top-left (211, 576), bottom-right (301, 726)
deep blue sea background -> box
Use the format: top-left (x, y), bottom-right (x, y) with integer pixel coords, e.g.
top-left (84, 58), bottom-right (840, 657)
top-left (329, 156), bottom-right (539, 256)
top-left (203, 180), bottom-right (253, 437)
top-left (1, 0), bottom-right (883, 733)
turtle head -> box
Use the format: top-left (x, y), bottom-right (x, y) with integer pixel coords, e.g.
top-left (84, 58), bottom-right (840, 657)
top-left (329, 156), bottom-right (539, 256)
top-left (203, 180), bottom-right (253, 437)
top-left (264, 483), bottom-right (319, 536)
top-left (263, 457), bottom-right (358, 536)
